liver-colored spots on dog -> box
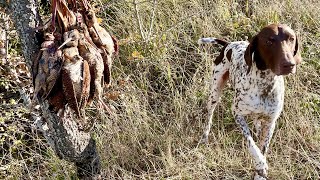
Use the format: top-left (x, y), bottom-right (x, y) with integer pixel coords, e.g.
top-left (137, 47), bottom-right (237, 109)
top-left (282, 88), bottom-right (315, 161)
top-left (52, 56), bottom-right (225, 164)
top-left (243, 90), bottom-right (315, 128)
top-left (226, 49), bottom-right (232, 62)
top-left (222, 70), bottom-right (229, 82)
top-left (214, 46), bottom-right (227, 65)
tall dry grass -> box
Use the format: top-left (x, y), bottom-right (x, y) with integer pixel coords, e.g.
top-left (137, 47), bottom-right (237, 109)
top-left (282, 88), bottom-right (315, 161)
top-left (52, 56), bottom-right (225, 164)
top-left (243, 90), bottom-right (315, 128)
top-left (2, 0), bottom-right (320, 179)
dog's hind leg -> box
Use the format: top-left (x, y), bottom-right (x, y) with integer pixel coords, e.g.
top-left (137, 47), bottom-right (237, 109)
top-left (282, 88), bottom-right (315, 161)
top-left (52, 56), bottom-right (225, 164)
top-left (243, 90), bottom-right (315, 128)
top-left (199, 52), bottom-right (230, 145)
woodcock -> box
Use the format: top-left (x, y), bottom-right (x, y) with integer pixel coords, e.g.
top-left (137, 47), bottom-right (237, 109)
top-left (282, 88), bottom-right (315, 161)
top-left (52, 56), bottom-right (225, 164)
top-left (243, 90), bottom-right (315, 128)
top-left (61, 29), bottom-right (90, 120)
top-left (76, 10), bottom-right (112, 114)
top-left (78, 29), bottom-right (104, 107)
top-left (84, 9), bottom-right (118, 86)
top-left (33, 33), bottom-right (62, 103)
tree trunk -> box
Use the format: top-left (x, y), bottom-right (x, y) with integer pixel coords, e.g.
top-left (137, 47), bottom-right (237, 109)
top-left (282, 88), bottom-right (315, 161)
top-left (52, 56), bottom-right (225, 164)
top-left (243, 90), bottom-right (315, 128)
top-left (5, 0), bottom-right (101, 178)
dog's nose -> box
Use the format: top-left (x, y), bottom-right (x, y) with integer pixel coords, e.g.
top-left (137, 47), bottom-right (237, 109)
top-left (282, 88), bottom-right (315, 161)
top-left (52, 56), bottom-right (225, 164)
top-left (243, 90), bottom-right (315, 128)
top-left (283, 61), bottom-right (295, 68)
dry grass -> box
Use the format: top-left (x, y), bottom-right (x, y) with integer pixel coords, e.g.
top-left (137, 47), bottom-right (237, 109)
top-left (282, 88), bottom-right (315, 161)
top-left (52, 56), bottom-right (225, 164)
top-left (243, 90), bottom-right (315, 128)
top-left (1, 0), bottom-right (320, 179)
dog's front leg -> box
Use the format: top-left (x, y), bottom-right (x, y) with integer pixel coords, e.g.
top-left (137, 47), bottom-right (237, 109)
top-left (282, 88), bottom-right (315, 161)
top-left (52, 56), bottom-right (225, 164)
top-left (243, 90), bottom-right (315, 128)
top-left (259, 118), bottom-right (277, 156)
top-left (235, 115), bottom-right (268, 180)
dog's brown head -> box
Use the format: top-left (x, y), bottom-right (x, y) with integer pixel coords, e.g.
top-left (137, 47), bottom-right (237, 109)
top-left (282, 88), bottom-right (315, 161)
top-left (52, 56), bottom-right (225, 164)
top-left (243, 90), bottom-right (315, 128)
top-left (245, 24), bottom-right (302, 75)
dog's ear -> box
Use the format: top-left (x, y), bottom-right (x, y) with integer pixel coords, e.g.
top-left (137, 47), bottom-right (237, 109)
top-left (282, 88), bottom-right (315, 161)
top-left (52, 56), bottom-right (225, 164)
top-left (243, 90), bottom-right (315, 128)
top-left (293, 35), bottom-right (302, 65)
top-left (244, 36), bottom-right (258, 73)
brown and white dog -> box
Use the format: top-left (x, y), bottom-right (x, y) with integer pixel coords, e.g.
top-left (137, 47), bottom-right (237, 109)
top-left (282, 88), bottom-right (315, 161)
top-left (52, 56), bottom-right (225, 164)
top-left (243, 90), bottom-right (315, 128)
top-left (198, 24), bottom-right (302, 179)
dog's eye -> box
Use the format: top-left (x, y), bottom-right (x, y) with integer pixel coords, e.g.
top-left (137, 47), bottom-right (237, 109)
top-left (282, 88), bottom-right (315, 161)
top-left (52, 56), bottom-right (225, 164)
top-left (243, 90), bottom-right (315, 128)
top-left (266, 37), bottom-right (275, 45)
top-left (289, 37), bottom-right (295, 42)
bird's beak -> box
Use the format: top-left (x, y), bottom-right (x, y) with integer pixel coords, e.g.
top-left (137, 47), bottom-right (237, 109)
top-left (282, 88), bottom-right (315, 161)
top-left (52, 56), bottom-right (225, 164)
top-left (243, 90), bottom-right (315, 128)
top-left (58, 37), bottom-right (73, 49)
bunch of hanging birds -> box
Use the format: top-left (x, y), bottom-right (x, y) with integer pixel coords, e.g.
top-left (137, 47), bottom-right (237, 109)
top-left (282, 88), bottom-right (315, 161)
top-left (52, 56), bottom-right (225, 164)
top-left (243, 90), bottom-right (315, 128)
top-left (32, 0), bottom-right (118, 131)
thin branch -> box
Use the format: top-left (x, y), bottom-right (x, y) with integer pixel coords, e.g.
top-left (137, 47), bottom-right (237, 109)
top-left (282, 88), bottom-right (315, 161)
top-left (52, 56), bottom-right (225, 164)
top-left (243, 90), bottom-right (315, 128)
top-left (133, 0), bottom-right (145, 41)
top-left (4, 13), bottom-right (8, 64)
top-left (147, 0), bottom-right (157, 41)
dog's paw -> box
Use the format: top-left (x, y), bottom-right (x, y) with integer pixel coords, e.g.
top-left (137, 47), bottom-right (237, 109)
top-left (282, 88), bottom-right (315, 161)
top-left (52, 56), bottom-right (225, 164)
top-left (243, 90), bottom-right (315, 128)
top-left (254, 169), bottom-right (268, 180)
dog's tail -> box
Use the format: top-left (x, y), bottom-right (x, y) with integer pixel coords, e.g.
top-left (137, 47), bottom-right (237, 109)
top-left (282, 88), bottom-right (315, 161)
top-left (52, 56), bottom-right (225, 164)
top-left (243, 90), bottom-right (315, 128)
top-left (197, 37), bottom-right (229, 46)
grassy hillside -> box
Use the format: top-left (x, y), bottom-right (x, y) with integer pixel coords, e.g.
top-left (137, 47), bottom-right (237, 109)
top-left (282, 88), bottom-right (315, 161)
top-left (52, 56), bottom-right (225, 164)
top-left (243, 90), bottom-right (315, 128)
top-left (1, 0), bottom-right (320, 179)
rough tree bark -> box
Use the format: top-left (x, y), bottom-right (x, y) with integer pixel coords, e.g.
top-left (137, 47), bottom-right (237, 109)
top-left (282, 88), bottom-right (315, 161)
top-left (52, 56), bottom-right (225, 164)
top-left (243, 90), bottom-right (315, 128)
top-left (1, 0), bottom-right (101, 179)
